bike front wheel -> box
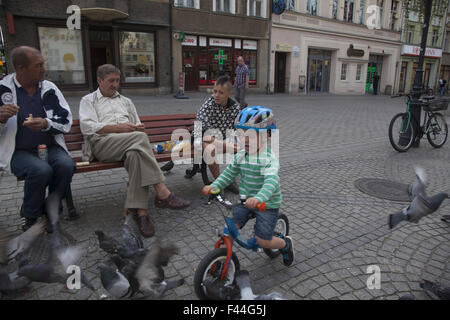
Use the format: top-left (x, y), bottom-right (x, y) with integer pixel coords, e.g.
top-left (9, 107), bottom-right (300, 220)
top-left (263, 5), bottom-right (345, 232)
top-left (193, 248), bottom-right (240, 300)
top-left (389, 112), bottom-right (415, 152)
top-left (426, 112), bottom-right (448, 148)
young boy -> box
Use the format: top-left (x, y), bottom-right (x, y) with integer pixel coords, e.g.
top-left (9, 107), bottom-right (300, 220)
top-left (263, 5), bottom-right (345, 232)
top-left (203, 106), bottom-right (294, 266)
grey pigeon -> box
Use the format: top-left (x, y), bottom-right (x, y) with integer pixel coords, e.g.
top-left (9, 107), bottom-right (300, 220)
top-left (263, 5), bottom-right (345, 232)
top-left (99, 263), bottom-right (131, 299)
top-left (134, 238), bottom-right (184, 298)
top-left (0, 221), bottom-right (45, 264)
top-left (119, 214), bottom-right (144, 258)
top-left (420, 280), bottom-right (450, 300)
top-left (95, 230), bottom-right (120, 254)
top-left (235, 270), bottom-right (285, 300)
top-left (0, 270), bottom-right (32, 293)
top-left (389, 168), bottom-right (449, 229)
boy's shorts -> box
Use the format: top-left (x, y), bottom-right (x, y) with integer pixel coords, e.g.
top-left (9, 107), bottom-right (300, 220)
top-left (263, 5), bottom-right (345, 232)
top-left (232, 204), bottom-right (279, 241)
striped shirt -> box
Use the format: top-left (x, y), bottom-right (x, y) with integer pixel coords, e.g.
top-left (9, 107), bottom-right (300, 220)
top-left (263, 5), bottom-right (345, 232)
top-left (235, 64), bottom-right (249, 88)
top-left (211, 147), bottom-right (282, 209)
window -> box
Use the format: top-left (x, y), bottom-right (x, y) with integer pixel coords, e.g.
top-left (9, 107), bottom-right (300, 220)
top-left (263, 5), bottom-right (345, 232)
top-left (248, 0), bottom-right (266, 17)
top-left (174, 0), bottom-right (199, 9)
top-left (214, 0), bottom-right (235, 13)
top-left (286, 0), bottom-right (296, 11)
top-left (356, 64), bottom-right (362, 81)
top-left (341, 63), bottom-right (348, 80)
top-left (38, 26), bottom-right (85, 84)
top-left (332, 0), bottom-right (338, 19)
top-left (343, 0), bottom-right (354, 22)
top-left (432, 29), bottom-right (439, 47)
top-left (359, 0), bottom-right (366, 24)
top-left (306, 0), bottom-right (317, 15)
top-left (119, 31), bottom-right (155, 83)
top-left (377, 0), bottom-right (384, 28)
top-left (406, 25), bottom-right (415, 44)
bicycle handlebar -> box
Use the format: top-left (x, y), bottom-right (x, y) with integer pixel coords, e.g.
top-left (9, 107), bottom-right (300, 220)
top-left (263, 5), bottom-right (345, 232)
top-left (201, 186), bottom-right (267, 212)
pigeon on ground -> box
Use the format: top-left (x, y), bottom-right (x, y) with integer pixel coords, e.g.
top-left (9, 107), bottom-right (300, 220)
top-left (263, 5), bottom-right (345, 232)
top-left (420, 280), bottom-right (450, 300)
top-left (0, 221), bottom-right (45, 264)
top-left (99, 262), bottom-right (131, 299)
top-left (119, 214), bottom-right (144, 258)
top-left (0, 268), bottom-right (32, 293)
top-left (389, 168), bottom-right (449, 229)
top-left (95, 231), bottom-right (121, 254)
top-left (234, 270), bottom-right (285, 300)
top-left (160, 160), bottom-right (174, 172)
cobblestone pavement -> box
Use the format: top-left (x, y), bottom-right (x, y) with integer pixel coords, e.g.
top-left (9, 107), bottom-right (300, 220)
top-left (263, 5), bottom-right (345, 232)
top-left (1, 93), bottom-right (449, 300)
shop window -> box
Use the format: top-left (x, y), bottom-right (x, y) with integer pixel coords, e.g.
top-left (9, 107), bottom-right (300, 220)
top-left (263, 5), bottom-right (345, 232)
top-left (356, 64), bottom-right (362, 81)
top-left (306, 0), bottom-right (317, 16)
top-left (248, 0), bottom-right (266, 17)
top-left (341, 63), bottom-right (348, 81)
top-left (119, 31), bottom-right (155, 83)
top-left (199, 47), bottom-right (208, 85)
top-left (406, 25), bottom-right (415, 44)
top-left (239, 50), bottom-right (257, 85)
top-left (214, 0), bottom-right (236, 13)
top-left (209, 47), bottom-right (232, 84)
top-left (432, 29), bottom-right (439, 47)
top-left (38, 26), bottom-right (86, 85)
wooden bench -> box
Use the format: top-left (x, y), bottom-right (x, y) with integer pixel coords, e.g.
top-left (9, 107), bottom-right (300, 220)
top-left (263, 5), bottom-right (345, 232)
top-left (18, 113), bottom-right (210, 219)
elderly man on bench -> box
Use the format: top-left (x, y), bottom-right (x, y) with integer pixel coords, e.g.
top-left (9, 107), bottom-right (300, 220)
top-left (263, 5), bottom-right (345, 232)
top-left (79, 64), bottom-right (190, 238)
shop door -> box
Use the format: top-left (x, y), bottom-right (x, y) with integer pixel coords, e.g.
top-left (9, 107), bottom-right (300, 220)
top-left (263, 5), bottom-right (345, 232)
top-left (424, 63), bottom-right (432, 88)
top-left (307, 49), bottom-right (331, 93)
top-left (309, 59), bottom-right (323, 92)
top-left (399, 61), bottom-right (408, 93)
top-left (182, 47), bottom-right (198, 91)
top-left (89, 30), bottom-right (114, 89)
top-left (274, 52), bottom-right (286, 93)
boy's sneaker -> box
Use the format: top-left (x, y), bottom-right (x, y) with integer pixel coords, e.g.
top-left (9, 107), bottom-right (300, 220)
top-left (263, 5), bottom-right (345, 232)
top-left (280, 236), bottom-right (295, 267)
top-left (20, 206), bottom-right (37, 232)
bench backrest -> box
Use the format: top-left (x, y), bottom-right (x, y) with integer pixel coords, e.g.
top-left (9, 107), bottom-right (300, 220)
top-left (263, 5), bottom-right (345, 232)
top-left (64, 114), bottom-right (197, 153)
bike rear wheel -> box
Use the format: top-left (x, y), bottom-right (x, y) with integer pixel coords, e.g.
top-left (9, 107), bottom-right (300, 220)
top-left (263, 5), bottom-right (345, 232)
top-left (263, 213), bottom-right (290, 259)
top-left (426, 112), bottom-right (448, 148)
top-left (193, 248), bottom-right (240, 300)
top-left (389, 112), bottom-right (415, 152)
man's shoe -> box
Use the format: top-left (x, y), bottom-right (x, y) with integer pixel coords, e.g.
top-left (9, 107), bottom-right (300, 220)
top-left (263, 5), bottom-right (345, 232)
top-left (21, 216), bottom-right (37, 232)
top-left (155, 193), bottom-right (191, 209)
top-left (137, 215), bottom-right (155, 238)
top-left (280, 236), bottom-right (295, 267)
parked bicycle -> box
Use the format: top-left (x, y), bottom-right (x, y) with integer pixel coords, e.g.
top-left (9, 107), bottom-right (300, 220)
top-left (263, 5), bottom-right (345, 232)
top-left (193, 187), bottom-right (289, 300)
top-left (388, 93), bottom-right (449, 152)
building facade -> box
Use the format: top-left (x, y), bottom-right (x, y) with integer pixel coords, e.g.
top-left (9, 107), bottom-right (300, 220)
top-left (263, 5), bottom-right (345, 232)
top-left (438, 2), bottom-right (450, 91)
top-left (0, 0), bottom-right (172, 95)
top-left (172, 0), bottom-right (270, 92)
top-left (397, 0), bottom-right (448, 93)
top-left (269, 0), bottom-right (403, 95)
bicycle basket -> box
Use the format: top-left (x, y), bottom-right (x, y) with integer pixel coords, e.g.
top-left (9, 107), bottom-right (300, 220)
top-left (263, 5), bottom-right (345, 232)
top-left (423, 98), bottom-right (449, 112)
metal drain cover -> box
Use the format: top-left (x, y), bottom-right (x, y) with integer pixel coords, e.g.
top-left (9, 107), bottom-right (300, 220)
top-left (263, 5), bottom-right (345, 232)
top-left (354, 178), bottom-right (411, 202)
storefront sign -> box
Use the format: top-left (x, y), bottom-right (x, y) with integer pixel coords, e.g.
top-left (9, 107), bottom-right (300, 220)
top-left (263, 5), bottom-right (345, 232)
top-left (243, 40), bottom-right (257, 50)
top-left (182, 35), bottom-right (197, 46)
top-left (214, 49), bottom-right (228, 65)
top-left (209, 38), bottom-right (232, 47)
top-left (275, 43), bottom-right (292, 52)
top-left (401, 45), bottom-right (442, 58)
top-left (199, 36), bottom-right (207, 47)
top-left (235, 39), bottom-right (241, 49)
top-left (347, 44), bottom-right (364, 57)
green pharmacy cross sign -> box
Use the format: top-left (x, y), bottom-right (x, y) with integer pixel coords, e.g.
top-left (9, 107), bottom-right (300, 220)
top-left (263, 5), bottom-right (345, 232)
top-left (214, 49), bottom-right (228, 65)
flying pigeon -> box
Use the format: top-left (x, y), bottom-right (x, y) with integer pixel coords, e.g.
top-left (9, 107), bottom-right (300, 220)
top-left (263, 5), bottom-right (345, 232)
top-left (389, 168), bottom-right (448, 229)
top-left (234, 270), bottom-right (285, 300)
top-left (0, 221), bottom-right (45, 264)
top-left (420, 280), bottom-right (450, 300)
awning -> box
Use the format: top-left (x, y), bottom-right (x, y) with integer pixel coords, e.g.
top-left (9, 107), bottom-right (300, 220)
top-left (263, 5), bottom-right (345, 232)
top-left (80, 7), bottom-right (129, 22)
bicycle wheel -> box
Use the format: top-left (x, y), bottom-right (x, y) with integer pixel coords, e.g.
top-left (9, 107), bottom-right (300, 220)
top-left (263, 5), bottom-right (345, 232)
top-left (426, 112), bottom-right (448, 148)
top-left (389, 112), bottom-right (414, 152)
top-left (263, 213), bottom-right (290, 259)
top-left (193, 248), bottom-right (240, 300)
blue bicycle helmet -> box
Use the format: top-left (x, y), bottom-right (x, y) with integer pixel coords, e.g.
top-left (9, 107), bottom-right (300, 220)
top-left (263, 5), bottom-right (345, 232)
top-left (234, 106), bottom-right (276, 131)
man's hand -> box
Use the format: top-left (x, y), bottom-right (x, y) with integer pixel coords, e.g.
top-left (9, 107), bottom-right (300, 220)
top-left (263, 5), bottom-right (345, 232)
top-left (23, 117), bottom-right (48, 132)
top-left (117, 123), bottom-right (141, 133)
top-left (0, 104), bottom-right (19, 123)
top-left (135, 123), bottom-right (145, 132)
top-left (245, 197), bottom-right (260, 210)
